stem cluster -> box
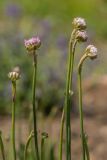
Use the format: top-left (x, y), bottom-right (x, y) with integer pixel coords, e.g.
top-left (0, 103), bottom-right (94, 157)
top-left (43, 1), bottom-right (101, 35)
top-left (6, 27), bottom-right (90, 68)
top-left (0, 18), bottom-right (97, 160)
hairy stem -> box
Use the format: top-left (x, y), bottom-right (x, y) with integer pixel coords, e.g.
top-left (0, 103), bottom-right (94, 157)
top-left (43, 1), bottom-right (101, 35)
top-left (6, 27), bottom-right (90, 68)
top-left (32, 53), bottom-right (39, 160)
top-left (0, 132), bottom-right (5, 160)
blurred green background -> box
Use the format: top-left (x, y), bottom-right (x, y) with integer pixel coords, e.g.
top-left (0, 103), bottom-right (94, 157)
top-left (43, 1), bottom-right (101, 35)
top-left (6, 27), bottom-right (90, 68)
top-left (0, 0), bottom-right (107, 115)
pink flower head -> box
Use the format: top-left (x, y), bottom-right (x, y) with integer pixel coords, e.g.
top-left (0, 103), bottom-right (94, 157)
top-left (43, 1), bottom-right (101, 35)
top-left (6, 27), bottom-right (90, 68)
top-left (75, 30), bottom-right (88, 42)
top-left (24, 37), bottom-right (41, 52)
top-left (72, 17), bottom-right (86, 30)
top-left (86, 45), bottom-right (97, 60)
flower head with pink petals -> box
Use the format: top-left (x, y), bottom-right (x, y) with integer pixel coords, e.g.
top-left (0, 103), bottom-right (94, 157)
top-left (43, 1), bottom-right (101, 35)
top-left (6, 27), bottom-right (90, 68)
top-left (72, 17), bottom-right (86, 30)
top-left (85, 45), bottom-right (97, 60)
top-left (24, 37), bottom-right (41, 53)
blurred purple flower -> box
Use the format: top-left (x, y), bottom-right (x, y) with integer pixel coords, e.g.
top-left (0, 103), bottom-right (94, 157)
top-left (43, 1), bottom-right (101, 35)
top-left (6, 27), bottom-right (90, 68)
top-left (5, 3), bottom-right (22, 18)
top-left (57, 35), bottom-right (67, 50)
top-left (41, 19), bottom-right (52, 32)
top-left (57, 35), bottom-right (68, 60)
top-left (38, 19), bottom-right (52, 42)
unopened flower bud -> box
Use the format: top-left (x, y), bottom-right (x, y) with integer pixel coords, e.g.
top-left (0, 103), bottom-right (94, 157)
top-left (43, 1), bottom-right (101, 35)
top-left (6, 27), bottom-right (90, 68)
top-left (75, 30), bottom-right (88, 42)
top-left (85, 45), bottom-right (97, 59)
top-left (72, 17), bottom-right (86, 30)
top-left (13, 66), bottom-right (20, 74)
top-left (8, 71), bottom-right (20, 81)
top-left (24, 37), bottom-right (41, 53)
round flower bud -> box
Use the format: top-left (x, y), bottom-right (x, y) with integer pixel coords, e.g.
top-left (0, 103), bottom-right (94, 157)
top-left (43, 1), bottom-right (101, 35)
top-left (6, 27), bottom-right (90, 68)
top-left (75, 30), bottom-right (88, 42)
top-left (24, 37), bottom-right (41, 53)
top-left (13, 66), bottom-right (20, 74)
top-left (85, 45), bottom-right (97, 59)
top-left (8, 71), bottom-right (20, 81)
top-left (72, 17), bottom-right (86, 30)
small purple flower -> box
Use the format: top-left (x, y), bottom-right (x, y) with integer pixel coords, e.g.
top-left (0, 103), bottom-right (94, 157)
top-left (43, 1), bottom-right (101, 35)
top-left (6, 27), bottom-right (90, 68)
top-left (5, 3), bottom-right (22, 18)
top-left (24, 37), bottom-right (41, 53)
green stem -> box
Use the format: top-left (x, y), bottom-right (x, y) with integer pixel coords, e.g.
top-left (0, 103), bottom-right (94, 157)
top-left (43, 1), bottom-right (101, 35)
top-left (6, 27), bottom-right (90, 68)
top-left (11, 81), bottom-right (16, 160)
top-left (58, 109), bottom-right (64, 160)
top-left (78, 54), bottom-right (87, 160)
top-left (24, 131), bottom-right (34, 160)
top-left (64, 32), bottom-right (77, 160)
top-left (40, 137), bottom-right (45, 160)
top-left (84, 134), bottom-right (90, 160)
top-left (41, 133), bottom-right (48, 160)
top-left (0, 132), bottom-right (5, 160)
top-left (32, 53), bottom-right (39, 160)
top-left (41, 139), bottom-right (44, 160)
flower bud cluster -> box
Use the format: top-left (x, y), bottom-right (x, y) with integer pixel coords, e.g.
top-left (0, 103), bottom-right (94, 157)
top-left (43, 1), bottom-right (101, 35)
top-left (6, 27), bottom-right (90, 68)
top-left (72, 17), bottom-right (87, 42)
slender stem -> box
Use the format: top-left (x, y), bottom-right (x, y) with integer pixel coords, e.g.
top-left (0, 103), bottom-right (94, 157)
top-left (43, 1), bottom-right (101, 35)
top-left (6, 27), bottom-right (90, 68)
top-left (32, 53), bottom-right (39, 160)
top-left (84, 134), bottom-right (90, 160)
top-left (41, 139), bottom-right (44, 160)
top-left (11, 81), bottom-right (16, 160)
top-left (78, 54), bottom-right (87, 160)
top-left (58, 109), bottom-right (65, 160)
top-left (78, 72), bottom-right (85, 160)
top-left (69, 39), bottom-right (77, 89)
top-left (0, 132), bottom-right (5, 160)
top-left (28, 108), bottom-right (35, 159)
top-left (59, 39), bottom-right (77, 160)
top-left (64, 31), bottom-right (77, 160)
top-left (67, 40), bottom-right (77, 160)
top-left (24, 131), bottom-right (34, 160)
top-left (41, 133), bottom-right (48, 160)
top-left (40, 137), bottom-right (44, 160)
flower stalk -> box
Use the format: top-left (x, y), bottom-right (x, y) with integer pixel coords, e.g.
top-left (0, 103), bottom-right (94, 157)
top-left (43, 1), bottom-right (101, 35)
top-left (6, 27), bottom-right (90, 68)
top-left (58, 109), bottom-right (65, 160)
top-left (24, 37), bottom-right (41, 160)
top-left (78, 53), bottom-right (88, 160)
top-left (40, 132), bottom-right (48, 160)
top-left (24, 131), bottom-right (34, 160)
top-left (32, 52), bottom-right (40, 160)
top-left (12, 81), bottom-right (17, 160)
top-left (84, 134), bottom-right (90, 160)
top-left (8, 68), bottom-right (20, 160)
top-left (0, 131), bottom-right (5, 160)
top-left (64, 37), bottom-right (77, 160)
top-left (63, 17), bottom-right (87, 160)
top-left (78, 45), bottom-right (97, 160)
